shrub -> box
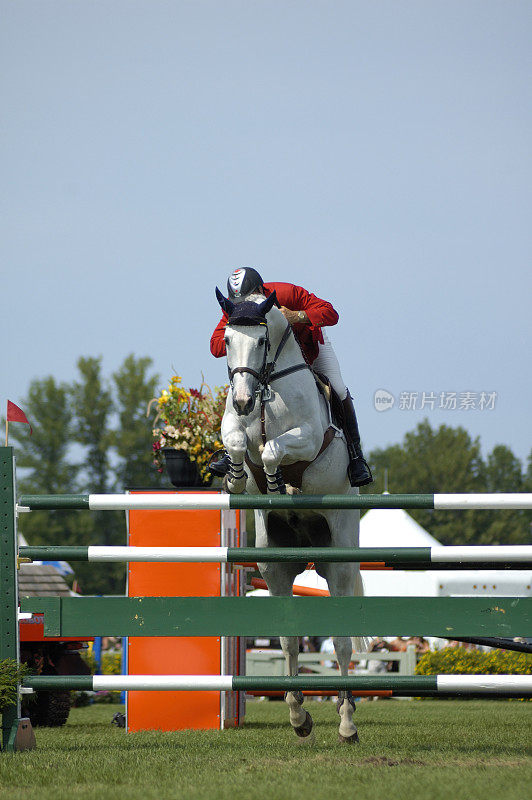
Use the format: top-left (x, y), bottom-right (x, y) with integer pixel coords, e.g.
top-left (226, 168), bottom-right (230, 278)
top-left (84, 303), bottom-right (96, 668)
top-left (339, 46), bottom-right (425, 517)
top-left (416, 646), bottom-right (532, 676)
top-left (79, 646), bottom-right (123, 704)
top-left (0, 659), bottom-right (30, 711)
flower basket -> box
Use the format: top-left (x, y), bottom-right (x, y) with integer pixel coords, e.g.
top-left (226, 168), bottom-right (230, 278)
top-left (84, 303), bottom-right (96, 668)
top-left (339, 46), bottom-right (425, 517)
top-left (151, 376), bottom-right (228, 486)
top-left (163, 449), bottom-right (207, 488)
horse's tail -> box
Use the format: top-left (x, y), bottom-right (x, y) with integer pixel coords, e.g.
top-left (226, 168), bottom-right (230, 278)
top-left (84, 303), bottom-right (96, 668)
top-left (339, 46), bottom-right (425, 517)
top-left (351, 570), bottom-right (369, 653)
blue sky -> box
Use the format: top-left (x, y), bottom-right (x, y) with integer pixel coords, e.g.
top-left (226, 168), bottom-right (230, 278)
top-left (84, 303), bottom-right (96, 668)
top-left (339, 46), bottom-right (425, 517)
top-left (1, 1), bottom-right (531, 466)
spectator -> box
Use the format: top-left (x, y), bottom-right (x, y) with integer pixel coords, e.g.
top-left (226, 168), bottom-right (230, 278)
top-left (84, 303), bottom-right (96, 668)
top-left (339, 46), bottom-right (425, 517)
top-left (319, 636), bottom-right (336, 669)
top-left (407, 636), bottom-right (430, 654)
top-left (366, 638), bottom-right (390, 674)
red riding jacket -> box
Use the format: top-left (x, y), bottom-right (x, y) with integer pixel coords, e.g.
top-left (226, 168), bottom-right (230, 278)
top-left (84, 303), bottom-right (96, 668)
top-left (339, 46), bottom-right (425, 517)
top-left (210, 282), bottom-right (339, 364)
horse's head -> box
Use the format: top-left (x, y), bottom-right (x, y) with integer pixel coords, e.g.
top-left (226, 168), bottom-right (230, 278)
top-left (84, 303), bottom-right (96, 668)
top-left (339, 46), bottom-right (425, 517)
top-left (216, 287), bottom-right (279, 416)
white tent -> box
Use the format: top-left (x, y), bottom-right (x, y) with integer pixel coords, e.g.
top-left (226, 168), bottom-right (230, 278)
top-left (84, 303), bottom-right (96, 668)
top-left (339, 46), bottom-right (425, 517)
top-left (359, 506), bottom-right (443, 596)
top-left (359, 507), bottom-right (441, 548)
top-left (292, 505), bottom-right (532, 599)
top-left (293, 505), bottom-right (439, 596)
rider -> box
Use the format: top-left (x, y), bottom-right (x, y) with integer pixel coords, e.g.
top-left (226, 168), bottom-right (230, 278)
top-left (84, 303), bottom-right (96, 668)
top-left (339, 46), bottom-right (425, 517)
top-left (209, 267), bottom-right (373, 487)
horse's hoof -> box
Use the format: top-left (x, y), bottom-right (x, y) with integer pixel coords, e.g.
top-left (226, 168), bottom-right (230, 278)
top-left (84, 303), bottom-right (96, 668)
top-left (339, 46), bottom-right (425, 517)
top-left (338, 731), bottom-right (359, 744)
top-left (222, 474), bottom-right (247, 494)
top-left (293, 710), bottom-right (314, 739)
top-left (285, 484), bottom-right (301, 495)
top-left (295, 729), bottom-right (315, 746)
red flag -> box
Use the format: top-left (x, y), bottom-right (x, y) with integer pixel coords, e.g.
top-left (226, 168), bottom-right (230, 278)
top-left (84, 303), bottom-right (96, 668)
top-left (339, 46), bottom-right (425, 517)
top-left (7, 401), bottom-right (33, 435)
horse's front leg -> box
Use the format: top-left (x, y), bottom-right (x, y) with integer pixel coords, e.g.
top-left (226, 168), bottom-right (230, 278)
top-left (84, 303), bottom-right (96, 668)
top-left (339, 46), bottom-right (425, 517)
top-left (261, 424), bottom-right (321, 494)
top-left (221, 413), bottom-right (247, 494)
top-left (259, 563), bottom-right (314, 743)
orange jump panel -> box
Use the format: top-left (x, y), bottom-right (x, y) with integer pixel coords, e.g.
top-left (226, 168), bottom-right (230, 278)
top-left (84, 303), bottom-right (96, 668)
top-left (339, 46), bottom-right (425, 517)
top-left (127, 491), bottom-right (240, 732)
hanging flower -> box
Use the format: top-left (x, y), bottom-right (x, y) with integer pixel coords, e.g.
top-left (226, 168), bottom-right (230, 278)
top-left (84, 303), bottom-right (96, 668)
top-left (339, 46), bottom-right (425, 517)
top-left (150, 376), bottom-right (228, 483)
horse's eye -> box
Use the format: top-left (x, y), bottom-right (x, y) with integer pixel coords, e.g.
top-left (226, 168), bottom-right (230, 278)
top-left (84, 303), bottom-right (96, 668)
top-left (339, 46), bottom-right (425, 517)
top-left (258, 338), bottom-right (265, 346)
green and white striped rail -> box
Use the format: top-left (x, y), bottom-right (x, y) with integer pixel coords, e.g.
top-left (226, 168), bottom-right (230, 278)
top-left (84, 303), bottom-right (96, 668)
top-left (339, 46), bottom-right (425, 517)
top-left (21, 674), bottom-right (532, 696)
top-left (17, 492), bottom-right (532, 511)
top-left (19, 544), bottom-right (532, 568)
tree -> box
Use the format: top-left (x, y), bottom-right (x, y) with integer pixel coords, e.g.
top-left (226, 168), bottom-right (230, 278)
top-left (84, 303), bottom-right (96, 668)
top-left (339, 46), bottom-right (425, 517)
top-left (70, 356), bottom-right (124, 593)
top-left (111, 354), bottom-right (163, 490)
top-left (8, 355), bottom-right (166, 594)
top-left (364, 420), bottom-right (532, 544)
top-left (8, 377), bottom-right (83, 558)
top-left (366, 420), bottom-right (491, 544)
top-left (71, 356), bottom-right (113, 493)
top-left (525, 448), bottom-right (532, 491)
top-left (10, 377), bottom-right (76, 493)
top-left (479, 445), bottom-right (530, 545)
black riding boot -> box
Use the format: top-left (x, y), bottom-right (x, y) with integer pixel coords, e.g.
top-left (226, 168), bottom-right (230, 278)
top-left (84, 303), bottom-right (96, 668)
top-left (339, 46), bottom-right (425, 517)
top-left (209, 449), bottom-right (231, 478)
top-left (341, 392), bottom-right (373, 487)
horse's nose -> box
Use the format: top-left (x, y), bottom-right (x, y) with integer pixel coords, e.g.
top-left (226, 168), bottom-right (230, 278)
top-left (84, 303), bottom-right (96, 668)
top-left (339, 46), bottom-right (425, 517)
top-left (233, 395), bottom-right (255, 416)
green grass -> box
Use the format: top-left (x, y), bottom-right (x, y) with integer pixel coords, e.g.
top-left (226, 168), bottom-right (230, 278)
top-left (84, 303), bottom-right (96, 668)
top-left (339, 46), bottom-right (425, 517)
top-left (1, 700), bottom-right (531, 800)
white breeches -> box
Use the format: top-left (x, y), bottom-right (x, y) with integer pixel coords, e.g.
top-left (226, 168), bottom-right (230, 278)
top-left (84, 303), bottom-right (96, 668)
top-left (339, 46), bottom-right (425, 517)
top-left (312, 332), bottom-right (348, 401)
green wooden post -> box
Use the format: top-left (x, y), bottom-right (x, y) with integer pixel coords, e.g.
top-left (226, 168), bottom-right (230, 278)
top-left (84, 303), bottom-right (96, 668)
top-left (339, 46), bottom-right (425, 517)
top-left (0, 447), bottom-right (23, 752)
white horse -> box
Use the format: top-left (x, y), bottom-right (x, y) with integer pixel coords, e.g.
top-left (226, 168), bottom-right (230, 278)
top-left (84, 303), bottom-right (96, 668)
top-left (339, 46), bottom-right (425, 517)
top-left (216, 288), bottom-right (364, 744)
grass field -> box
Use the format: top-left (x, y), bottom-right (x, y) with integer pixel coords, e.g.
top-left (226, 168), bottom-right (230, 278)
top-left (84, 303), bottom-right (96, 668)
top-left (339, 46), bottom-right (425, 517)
top-left (1, 699), bottom-right (531, 800)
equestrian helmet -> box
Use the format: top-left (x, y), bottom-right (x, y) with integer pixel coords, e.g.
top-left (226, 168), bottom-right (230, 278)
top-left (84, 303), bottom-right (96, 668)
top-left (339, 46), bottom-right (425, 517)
top-left (227, 267), bottom-right (264, 300)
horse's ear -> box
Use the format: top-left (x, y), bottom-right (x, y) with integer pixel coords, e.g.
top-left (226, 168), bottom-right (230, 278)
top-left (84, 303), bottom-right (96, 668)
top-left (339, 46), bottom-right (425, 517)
top-left (259, 290), bottom-right (278, 316)
top-left (216, 287), bottom-right (234, 317)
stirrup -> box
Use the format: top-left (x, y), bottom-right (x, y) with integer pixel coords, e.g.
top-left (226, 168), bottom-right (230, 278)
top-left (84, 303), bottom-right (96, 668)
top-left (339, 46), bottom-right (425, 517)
top-left (209, 449), bottom-right (231, 477)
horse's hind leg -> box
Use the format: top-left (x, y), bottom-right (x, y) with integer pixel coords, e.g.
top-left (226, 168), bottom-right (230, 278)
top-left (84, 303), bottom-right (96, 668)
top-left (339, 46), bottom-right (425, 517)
top-left (333, 635), bottom-right (359, 743)
top-left (279, 634), bottom-right (314, 741)
top-left (325, 564), bottom-right (361, 744)
top-left (259, 560), bottom-right (314, 743)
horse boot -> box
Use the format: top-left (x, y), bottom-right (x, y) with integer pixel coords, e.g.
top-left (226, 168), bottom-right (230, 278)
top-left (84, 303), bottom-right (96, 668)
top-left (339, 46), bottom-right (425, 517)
top-left (208, 449), bottom-right (231, 477)
top-left (341, 391), bottom-right (373, 487)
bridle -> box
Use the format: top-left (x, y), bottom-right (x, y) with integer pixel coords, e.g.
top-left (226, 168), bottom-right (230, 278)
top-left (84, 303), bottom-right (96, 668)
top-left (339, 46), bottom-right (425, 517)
top-left (227, 321), bottom-right (311, 444)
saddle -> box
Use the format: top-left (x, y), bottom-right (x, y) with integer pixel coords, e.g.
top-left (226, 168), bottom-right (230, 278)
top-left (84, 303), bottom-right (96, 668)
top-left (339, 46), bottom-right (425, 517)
top-left (244, 370), bottom-right (344, 495)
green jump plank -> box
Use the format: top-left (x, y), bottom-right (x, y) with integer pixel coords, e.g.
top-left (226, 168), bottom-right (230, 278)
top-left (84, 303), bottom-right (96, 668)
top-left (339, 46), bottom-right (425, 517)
top-left (20, 674), bottom-right (532, 695)
top-left (22, 675), bottom-right (438, 692)
top-left (17, 492), bottom-right (436, 510)
top-left (17, 545), bottom-right (532, 569)
top-left (231, 547), bottom-right (432, 564)
top-left (20, 546), bottom-right (90, 561)
top-left (24, 676), bottom-right (94, 691)
top-left (230, 494), bottom-right (435, 510)
top-left (19, 494), bottom-right (90, 510)
top-left (18, 546), bottom-right (433, 564)
top-left (234, 675), bottom-right (440, 691)
top-left (19, 595), bottom-right (532, 639)
top-left (17, 492), bottom-right (532, 511)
